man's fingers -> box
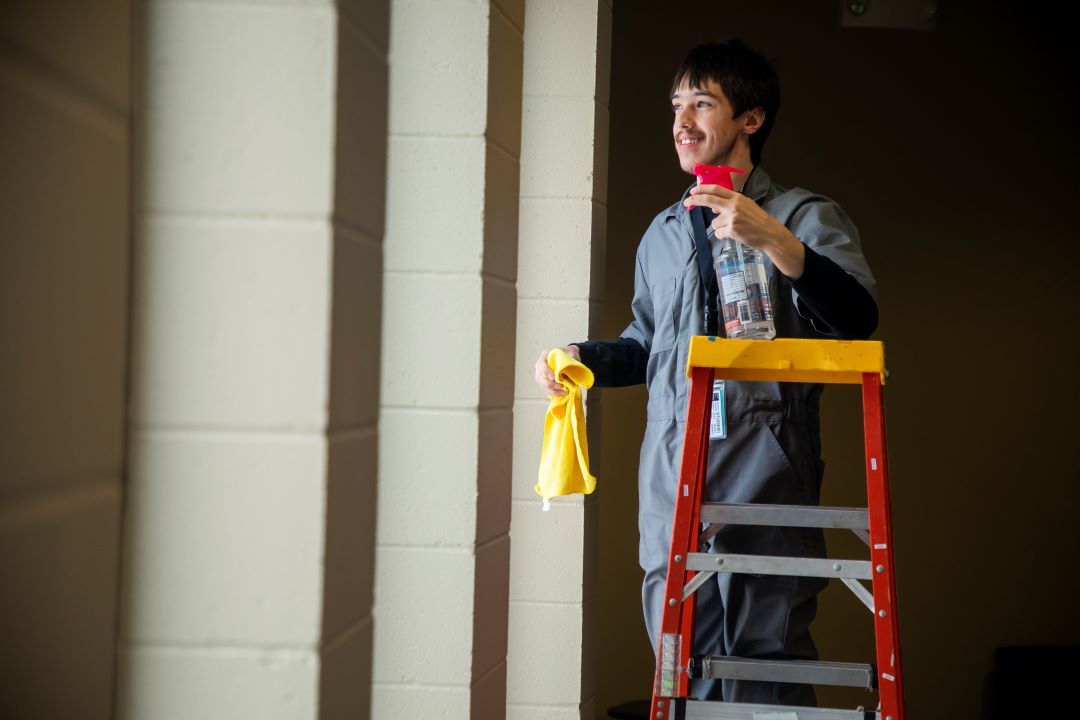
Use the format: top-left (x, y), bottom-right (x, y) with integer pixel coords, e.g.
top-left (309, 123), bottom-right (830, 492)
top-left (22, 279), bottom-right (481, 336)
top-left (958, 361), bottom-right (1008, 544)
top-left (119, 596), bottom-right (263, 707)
top-left (535, 351), bottom-right (555, 379)
top-left (533, 350), bottom-right (568, 396)
top-left (533, 346), bottom-right (584, 396)
top-left (687, 185), bottom-right (738, 213)
top-left (689, 186), bottom-right (737, 205)
top-left (684, 195), bottom-right (733, 214)
top-left (690, 184), bottom-right (737, 198)
top-left (538, 373), bottom-right (566, 396)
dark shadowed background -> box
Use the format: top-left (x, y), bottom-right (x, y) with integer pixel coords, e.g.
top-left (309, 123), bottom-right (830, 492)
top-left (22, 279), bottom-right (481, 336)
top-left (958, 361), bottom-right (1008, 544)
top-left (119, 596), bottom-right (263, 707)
top-left (596, 1), bottom-right (1080, 717)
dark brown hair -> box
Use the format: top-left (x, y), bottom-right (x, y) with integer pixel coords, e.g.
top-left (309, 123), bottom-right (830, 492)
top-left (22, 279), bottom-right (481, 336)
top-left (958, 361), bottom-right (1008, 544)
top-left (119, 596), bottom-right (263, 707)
top-left (671, 39), bottom-right (780, 165)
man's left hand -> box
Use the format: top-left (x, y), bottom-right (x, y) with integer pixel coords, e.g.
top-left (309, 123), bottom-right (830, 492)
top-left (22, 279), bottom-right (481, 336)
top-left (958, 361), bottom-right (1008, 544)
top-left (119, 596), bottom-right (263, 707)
top-left (686, 184), bottom-right (806, 280)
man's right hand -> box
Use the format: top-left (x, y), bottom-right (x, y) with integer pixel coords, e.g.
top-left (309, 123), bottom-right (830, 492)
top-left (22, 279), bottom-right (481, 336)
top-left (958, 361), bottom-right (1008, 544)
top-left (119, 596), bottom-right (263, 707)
top-left (533, 345), bottom-right (581, 397)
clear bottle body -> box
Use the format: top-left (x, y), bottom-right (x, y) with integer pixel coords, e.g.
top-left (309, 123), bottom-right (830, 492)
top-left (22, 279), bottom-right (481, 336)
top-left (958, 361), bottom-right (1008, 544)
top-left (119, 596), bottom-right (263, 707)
top-left (713, 237), bottom-right (775, 340)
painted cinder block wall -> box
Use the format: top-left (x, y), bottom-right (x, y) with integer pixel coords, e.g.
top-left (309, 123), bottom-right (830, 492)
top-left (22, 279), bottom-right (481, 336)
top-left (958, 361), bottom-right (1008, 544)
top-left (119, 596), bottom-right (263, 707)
top-left (1, 1), bottom-right (616, 717)
top-left (508, 1), bottom-right (611, 719)
top-left (0, 1), bottom-right (133, 717)
top-left (117, 1), bottom-right (388, 717)
top-left (372, 0), bottom-right (522, 718)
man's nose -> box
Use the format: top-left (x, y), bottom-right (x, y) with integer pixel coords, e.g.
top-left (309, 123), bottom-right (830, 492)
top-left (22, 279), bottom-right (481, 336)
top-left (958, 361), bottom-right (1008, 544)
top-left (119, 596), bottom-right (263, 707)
top-left (674, 107), bottom-right (692, 128)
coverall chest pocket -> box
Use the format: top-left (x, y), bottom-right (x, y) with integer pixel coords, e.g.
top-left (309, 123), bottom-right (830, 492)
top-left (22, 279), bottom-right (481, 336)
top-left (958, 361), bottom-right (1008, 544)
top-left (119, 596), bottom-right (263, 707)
top-left (648, 275), bottom-right (679, 355)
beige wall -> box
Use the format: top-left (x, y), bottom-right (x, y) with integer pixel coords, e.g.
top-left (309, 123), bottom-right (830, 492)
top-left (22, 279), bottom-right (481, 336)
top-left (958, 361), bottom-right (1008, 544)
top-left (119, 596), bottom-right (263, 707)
top-left (1, 1), bottom-right (619, 717)
top-left (117, 1), bottom-right (387, 717)
top-left (372, 1), bottom-right (522, 717)
top-left (508, 1), bottom-right (611, 718)
top-left (0, 1), bottom-right (132, 718)
top-left (599, 1), bottom-right (1080, 717)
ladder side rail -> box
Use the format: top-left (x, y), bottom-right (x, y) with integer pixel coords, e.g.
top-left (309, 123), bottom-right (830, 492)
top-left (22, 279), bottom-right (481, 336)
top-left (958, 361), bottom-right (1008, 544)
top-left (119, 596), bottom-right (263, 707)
top-left (862, 372), bottom-right (905, 720)
top-left (651, 365), bottom-right (714, 720)
top-left (679, 403), bottom-right (710, 695)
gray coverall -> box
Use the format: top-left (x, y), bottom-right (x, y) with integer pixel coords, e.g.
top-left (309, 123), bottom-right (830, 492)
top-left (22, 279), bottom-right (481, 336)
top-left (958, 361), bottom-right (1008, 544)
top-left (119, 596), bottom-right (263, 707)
top-left (620, 166), bottom-right (876, 705)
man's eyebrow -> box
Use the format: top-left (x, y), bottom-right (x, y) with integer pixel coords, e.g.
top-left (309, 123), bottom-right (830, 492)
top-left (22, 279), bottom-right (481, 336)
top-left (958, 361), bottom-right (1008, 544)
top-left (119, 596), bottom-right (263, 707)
top-left (670, 90), bottom-right (718, 101)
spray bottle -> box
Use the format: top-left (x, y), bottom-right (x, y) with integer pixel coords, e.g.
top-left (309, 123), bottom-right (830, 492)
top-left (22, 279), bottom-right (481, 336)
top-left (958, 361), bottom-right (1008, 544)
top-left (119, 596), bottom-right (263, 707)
top-left (692, 163), bottom-right (776, 340)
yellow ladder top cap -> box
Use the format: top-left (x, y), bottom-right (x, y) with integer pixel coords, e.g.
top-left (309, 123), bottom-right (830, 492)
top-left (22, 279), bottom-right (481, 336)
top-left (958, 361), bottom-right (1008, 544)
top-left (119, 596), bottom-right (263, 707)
top-left (686, 337), bottom-right (886, 385)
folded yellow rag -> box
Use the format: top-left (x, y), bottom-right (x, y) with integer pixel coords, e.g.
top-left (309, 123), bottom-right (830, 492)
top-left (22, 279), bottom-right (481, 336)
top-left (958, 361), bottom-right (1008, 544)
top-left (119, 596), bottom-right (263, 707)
top-left (536, 348), bottom-right (597, 510)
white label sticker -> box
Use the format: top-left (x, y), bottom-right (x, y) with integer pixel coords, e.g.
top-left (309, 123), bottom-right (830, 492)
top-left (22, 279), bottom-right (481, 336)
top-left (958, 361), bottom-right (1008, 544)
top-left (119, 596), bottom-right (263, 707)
top-left (710, 380), bottom-right (727, 439)
top-left (720, 271), bottom-right (748, 302)
top-left (752, 713), bottom-right (798, 720)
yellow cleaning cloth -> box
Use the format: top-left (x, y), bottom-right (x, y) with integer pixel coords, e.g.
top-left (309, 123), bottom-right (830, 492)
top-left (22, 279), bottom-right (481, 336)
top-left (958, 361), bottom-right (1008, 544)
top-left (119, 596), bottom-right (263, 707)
top-left (536, 348), bottom-right (597, 510)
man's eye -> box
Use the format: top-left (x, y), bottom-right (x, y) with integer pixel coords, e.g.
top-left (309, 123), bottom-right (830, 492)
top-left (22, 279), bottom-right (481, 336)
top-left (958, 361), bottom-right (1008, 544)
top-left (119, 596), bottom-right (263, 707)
top-left (671, 104), bottom-right (681, 112)
top-left (697, 101), bottom-right (710, 109)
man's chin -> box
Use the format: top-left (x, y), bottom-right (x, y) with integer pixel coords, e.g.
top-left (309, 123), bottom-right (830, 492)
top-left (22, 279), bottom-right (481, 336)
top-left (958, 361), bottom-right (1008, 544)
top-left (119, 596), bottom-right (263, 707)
top-left (678, 152), bottom-right (722, 175)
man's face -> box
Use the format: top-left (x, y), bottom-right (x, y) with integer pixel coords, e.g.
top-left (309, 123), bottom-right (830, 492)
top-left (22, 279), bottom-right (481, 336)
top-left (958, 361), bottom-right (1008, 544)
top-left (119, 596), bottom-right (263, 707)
top-left (671, 78), bottom-right (751, 174)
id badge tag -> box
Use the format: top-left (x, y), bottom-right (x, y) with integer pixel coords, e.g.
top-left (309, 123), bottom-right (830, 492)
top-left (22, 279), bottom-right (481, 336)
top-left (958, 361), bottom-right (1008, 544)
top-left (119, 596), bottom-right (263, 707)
top-left (709, 380), bottom-right (727, 439)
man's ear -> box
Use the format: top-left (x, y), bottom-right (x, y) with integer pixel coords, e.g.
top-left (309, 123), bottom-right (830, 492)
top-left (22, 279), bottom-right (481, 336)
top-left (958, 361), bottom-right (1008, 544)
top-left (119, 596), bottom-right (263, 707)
top-left (742, 107), bottom-right (765, 136)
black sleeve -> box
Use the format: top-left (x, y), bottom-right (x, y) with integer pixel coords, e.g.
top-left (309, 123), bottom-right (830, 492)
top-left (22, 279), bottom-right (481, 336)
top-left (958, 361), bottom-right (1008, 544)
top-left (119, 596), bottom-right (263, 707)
top-left (572, 337), bottom-right (648, 388)
top-left (791, 244), bottom-right (878, 340)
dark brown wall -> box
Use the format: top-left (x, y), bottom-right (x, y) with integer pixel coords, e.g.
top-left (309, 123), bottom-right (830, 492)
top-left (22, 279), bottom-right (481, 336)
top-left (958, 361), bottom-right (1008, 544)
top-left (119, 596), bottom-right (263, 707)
top-left (596, 1), bottom-right (1080, 717)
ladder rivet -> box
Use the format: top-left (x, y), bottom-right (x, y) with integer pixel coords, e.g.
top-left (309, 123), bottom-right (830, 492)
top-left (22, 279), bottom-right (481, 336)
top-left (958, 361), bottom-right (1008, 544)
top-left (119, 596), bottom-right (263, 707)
top-left (886, 716), bottom-right (893, 720)
top-left (715, 557), bottom-right (724, 566)
top-left (657, 701), bottom-right (665, 708)
top-left (879, 609), bottom-right (887, 617)
top-left (833, 563), bottom-right (842, 571)
top-left (876, 564), bottom-right (885, 573)
top-left (656, 713), bottom-right (664, 719)
top-left (669, 598), bottom-right (677, 607)
top-left (674, 555), bottom-right (683, 563)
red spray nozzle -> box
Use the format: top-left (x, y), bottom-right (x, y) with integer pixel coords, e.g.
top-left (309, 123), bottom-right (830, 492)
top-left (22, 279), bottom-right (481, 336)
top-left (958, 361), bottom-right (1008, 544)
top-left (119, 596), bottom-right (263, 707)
top-left (688, 164), bottom-right (746, 209)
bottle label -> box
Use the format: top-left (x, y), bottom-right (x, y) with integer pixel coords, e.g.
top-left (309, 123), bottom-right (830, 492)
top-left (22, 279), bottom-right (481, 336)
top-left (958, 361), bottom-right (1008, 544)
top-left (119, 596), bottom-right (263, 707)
top-left (745, 282), bottom-right (769, 323)
top-left (716, 245), bottom-right (776, 337)
top-left (720, 271), bottom-right (747, 303)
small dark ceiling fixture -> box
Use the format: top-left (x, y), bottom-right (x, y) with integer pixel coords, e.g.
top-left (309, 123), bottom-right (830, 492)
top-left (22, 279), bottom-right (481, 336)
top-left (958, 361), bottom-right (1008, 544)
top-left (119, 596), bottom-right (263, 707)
top-left (840, 0), bottom-right (940, 32)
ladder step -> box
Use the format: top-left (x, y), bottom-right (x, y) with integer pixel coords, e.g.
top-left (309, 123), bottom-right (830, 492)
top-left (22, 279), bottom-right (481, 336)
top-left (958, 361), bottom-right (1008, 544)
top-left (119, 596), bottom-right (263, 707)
top-left (693, 655), bottom-right (876, 689)
top-left (686, 553), bottom-right (873, 580)
top-left (699, 503), bottom-right (869, 530)
top-left (682, 698), bottom-right (877, 719)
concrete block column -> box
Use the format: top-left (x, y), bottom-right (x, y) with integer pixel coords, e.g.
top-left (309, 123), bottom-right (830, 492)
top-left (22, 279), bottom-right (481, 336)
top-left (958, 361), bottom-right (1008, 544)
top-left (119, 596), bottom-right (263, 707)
top-left (117, 2), bottom-right (389, 718)
top-left (373, 1), bottom-right (523, 718)
top-left (508, 1), bottom-right (611, 719)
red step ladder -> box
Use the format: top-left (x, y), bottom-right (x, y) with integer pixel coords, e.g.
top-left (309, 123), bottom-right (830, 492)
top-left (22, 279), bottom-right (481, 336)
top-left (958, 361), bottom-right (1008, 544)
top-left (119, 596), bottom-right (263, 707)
top-left (650, 337), bottom-right (904, 720)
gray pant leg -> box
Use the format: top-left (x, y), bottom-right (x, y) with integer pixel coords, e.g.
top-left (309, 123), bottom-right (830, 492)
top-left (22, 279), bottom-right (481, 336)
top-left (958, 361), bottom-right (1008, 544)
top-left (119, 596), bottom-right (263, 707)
top-left (640, 412), bottom-right (828, 706)
top-left (643, 534), bottom-right (824, 706)
top-left (681, 524), bottom-right (824, 704)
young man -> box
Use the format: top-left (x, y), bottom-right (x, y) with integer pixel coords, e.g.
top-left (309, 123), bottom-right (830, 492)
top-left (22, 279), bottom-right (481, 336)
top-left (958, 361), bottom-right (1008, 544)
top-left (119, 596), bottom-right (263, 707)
top-left (533, 40), bottom-right (877, 706)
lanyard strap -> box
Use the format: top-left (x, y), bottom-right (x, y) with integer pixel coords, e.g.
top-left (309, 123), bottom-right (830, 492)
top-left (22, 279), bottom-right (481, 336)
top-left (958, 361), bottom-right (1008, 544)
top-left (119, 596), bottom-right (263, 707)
top-left (690, 205), bottom-right (719, 336)
top-left (688, 167), bottom-right (755, 336)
